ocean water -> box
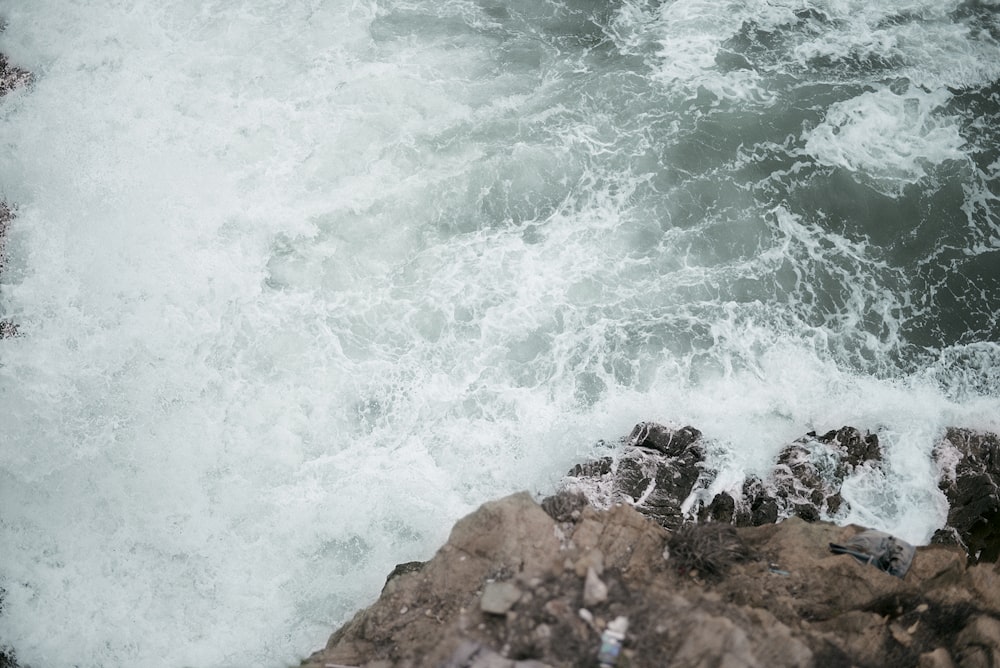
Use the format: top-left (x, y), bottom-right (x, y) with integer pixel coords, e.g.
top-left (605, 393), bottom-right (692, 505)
top-left (0, 0), bottom-right (998, 665)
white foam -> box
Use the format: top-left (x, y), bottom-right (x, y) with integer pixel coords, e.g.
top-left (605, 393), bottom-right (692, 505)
top-left (803, 85), bottom-right (966, 196)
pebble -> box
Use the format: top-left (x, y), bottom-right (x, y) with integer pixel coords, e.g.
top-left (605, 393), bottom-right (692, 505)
top-left (480, 581), bottom-right (523, 615)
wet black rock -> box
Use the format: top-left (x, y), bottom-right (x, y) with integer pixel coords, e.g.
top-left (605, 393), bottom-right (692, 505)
top-left (539, 489), bottom-right (587, 523)
top-left (566, 421), bottom-right (998, 565)
top-left (627, 422), bottom-right (703, 457)
top-left (755, 426), bottom-right (883, 524)
top-left (565, 422), bottom-right (883, 532)
top-left (934, 428), bottom-right (1000, 563)
top-left (565, 421), bottom-right (709, 530)
top-left (0, 53), bottom-right (31, 96)
top-left (0, 203), bottom-right (17, 338)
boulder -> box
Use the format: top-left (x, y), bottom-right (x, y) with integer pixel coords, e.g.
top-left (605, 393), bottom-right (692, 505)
top-left (934, 429), bottom-right (1000, 563)
top-left (565, 421), bottom-right (709, 530)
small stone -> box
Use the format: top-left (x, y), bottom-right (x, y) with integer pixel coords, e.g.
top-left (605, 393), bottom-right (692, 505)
top-left (918, 648), bottom-right (955, 668)
top-left (481, 581), bottom-right (522, 615)
top-left (544, 599), bottom-right (569, 619)
top-left (890, 623), bottom-right (913, 647)
top-left (917, 603), bottom-right (930, 613)
top-left (583, 566), bottom-right (608, 606)
top-left (574, 548), bottom-right (605, 577)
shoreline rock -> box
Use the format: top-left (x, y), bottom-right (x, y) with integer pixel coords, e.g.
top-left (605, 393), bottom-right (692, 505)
top-left (0, 52), bottom-right (31, 97)
top-left (0, 43), bottom-right (28, 668)
top-left (303, 491), bottom-right (1000, 668)
top-left (304, 421), bottom-right (1000, 667)
top-left (0, 50), bottom-right (26, 340)
top-left (566, 422), bottom-right (999, 565)
top-left (934, 428), bottom-right (1000, 562)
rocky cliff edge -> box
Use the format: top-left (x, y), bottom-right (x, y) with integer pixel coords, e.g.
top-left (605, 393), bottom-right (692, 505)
top-left (303, 422), bottom-right (1000, 668)
top-left (303, 492), bottom-right (999, 668)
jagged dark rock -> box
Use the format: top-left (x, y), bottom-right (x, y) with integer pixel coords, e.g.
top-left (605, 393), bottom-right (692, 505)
top-left (564, 422), bottom-right (876, 531)
top-left (567, 422), bottom-right (997, 569)
top-left (935, 428), bottom-right (1000, 564)
top-left (1, 48), bottom-right (27, 339)
top-left (539, 489), bottom-right (587, 523)
top-left (0, 584), bottom-right (13, 668)
top-left (1, 201), bottom-right (10, 270)
top-left (565, 421), bottom-right (710, 530)
top-left (627, 421), bottom-right (703, 457)
top-left (383, 561), bottom-right (425, 594)
top-left (1, 203), bottom-right (19, 337)
top-left (762, 426), bottom-right (882, 523)
top-left (0, 53), bottom-right (31, 96)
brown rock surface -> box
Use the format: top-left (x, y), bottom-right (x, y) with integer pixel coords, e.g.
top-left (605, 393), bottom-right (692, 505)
top-left (302, 492), bottom-right (1000, 668)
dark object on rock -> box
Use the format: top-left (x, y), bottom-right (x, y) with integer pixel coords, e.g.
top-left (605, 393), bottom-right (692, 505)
top-left (668, 522), bottom-right (752, 577)
top-left (627, 422), bottom-right (702, 457)
top-left (540, 490), bottom-right (587, 523)
top-left (829, 529), bottom-right (915, 578)
top-left (596, 616), bottom-right (628, 668)
top-left (382, 561), bottom-right (424, 593)
top-left (934, 428), bottom-right (1000, 563)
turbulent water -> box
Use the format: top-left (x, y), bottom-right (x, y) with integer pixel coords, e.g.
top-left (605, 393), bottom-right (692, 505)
top-left (1, 0), bottom-right (999, 665)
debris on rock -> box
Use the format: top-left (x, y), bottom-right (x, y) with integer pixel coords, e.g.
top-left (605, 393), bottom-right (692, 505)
top-left (480, 582), bottom-right (522, 616)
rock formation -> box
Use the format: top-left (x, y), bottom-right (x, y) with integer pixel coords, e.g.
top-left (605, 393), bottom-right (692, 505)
top-left (0, 43), bottom-right (27, 668)
top-left (302, 491), bottom-right (1000, 668)
top-left (0, 48), bottom-right (27, 339)
top-left (304, 421), bottom-right (1000, 667)
top-left (934, 428), bottom-right (1000, 563)
top-left (567, 422), bottom-right (999, 566)
top-left (0, 52), bottom-right (30, 96)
